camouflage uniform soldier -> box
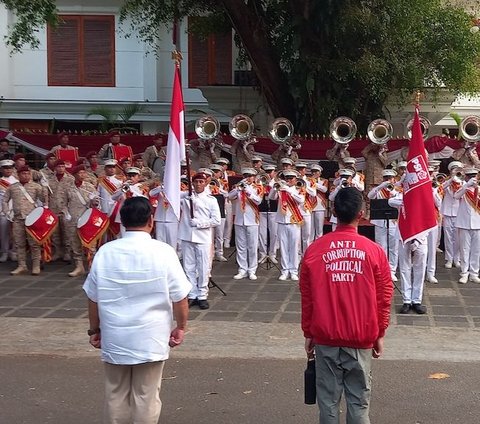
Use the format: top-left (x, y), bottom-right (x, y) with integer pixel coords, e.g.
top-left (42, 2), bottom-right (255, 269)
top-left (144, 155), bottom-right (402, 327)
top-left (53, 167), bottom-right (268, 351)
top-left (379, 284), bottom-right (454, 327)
top-left (2, 165), bottom-right (47, 275)
top-left (46, 160), bottom-right (75, 261)
top-left (59, 165), bottom-right (99, 277)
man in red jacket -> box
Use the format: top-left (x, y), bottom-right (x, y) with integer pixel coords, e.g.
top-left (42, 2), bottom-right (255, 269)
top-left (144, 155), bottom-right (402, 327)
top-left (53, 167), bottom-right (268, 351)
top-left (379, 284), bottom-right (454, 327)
top-left (300, 187), bottom-right (393, 424)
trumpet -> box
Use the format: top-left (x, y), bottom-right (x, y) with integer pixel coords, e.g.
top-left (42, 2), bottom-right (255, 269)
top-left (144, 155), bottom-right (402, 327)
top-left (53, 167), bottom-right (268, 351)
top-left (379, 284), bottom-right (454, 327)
top-left (296, 179), bottom-right (306, 189)
top-left (257, 175), bottom-right (270, 185)
top-left (434, 173), bottom-right (447, 184)
top-left (209, 178), bottom-right (220, 188)
top-left (340, 178), bottom-right (351, 188)
top-left (386, 183), bottom-right (395, 191)
top-left (273, 181), bottom-right (288, 191)
top-left (121, 181), bottom-right (132, 193)
top-left (452, 171), bottom-right (464, 183)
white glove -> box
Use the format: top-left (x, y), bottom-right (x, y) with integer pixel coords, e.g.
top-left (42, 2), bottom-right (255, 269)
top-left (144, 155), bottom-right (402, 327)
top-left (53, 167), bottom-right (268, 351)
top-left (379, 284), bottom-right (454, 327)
top-left (190, 218), bottom-right (200, 227)
top-left (64, 211), bottom-right (72, 222)
top-left (410, 239), bottom-right (420, 252)
top-left (467, 178), bottom-right (477, 187)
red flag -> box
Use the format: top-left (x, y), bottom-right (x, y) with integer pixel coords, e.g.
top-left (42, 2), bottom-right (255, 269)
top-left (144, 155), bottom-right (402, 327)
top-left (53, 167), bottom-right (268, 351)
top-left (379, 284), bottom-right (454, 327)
top-left (163, 66), bottom-right (186, 220)
top-left (398, 107), bottom-right (437, 243)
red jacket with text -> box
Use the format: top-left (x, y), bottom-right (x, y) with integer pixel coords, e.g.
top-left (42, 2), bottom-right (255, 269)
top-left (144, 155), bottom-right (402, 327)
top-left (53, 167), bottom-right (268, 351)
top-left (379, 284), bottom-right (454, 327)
top-left (300, 224), bottom-right (393, 349)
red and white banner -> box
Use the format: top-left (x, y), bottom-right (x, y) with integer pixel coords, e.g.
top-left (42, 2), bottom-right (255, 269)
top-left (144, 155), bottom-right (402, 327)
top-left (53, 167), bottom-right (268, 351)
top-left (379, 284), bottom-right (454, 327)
top-left (163, 66), bottom-right (186, 220)
top-left (398, 107), bottom-right (437, 243)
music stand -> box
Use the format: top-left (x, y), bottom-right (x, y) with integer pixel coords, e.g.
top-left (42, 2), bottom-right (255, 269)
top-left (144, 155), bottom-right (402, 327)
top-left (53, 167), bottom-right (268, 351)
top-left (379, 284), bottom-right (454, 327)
top-left (370, 199), bottom-right (401, 294)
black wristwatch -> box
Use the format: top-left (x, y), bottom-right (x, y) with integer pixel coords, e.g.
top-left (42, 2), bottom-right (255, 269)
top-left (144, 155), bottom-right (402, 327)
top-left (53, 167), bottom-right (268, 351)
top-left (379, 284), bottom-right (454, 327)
top-left (87, 328), bottom-right (101, 336)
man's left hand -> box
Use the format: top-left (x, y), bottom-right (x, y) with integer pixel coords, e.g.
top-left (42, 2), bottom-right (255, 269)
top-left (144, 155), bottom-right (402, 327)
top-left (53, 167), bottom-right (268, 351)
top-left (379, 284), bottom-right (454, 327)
top-left (89, 334), bottom-right (101, 349)
top-left (305, 337), bottom-right (314, 359)
top-left (372, 337), bottom-right (384, 358)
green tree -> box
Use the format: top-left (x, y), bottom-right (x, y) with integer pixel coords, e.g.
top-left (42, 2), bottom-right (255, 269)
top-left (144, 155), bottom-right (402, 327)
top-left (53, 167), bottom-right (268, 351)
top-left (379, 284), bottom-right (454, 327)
top-left (3, 0), bottom-right (480, 133)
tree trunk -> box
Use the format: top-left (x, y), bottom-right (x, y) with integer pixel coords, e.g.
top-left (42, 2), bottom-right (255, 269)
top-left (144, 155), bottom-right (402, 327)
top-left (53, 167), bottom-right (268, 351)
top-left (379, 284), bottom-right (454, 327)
top-left (220, 0), bottom-right (296, 121)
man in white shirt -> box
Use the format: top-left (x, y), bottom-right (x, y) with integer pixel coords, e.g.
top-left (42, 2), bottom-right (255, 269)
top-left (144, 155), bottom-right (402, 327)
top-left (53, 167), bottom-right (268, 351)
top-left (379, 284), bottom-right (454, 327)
top-left (83, 197), bottom-right (190, 424)
top-left (178, 172), bottom-right (221, 309)
top-left (0, 159), bottom-right (18, 262)
top-left (310, 164), bottom-right (329, 239)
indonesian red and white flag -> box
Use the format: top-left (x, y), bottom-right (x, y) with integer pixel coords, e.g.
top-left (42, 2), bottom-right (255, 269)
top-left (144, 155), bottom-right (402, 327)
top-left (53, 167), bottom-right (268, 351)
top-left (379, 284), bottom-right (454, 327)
top-left (398, 107), bottom-right (437, 243)
top-left (163, 66), bottom-right (186, 220)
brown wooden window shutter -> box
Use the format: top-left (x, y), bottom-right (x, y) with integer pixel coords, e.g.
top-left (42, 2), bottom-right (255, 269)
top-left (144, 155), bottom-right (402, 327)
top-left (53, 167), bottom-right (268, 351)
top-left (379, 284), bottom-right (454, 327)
top-left (48, 15), bottom-right (115, 87)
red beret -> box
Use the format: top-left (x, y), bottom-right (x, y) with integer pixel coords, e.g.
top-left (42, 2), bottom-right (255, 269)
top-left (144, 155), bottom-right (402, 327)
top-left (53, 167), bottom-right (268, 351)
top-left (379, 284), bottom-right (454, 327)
top-left (57, 131), bottom-right (68, 140)
top-left (119, 157), bottom-right (131, 164)
top-left (54, 159), bottom-right (65, 167)
top-left (192, 172), bottom-right (208, 181)
top-left (17, 165), bottom-right (30, 173)
top-left (13, 153), bottom-right (25, 161)
top-left (45, 153), bottom-right (56, 160)
top-left (70, 165), bottom-right (86, 174)
top-left (108, 130), bottom-right (120, 137)
top-left (133, 154), bottom-right (142, 160)
top-left (85, 151), bottom-right (97, 159)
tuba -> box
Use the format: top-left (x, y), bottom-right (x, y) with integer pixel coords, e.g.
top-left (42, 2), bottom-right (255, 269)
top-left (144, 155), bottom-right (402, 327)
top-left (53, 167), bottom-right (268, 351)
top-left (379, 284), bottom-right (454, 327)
top-left (229, 114), bottom-right (254, 140)
top-left (405, 115), bottom-right (431, 140)
top-left (459, 115), bottom-right (480, 144)
top-left (195, 115), bottom-right (220, 140)
top-left (269, 118), bottom-right (294, 145)
top-left (330, 117), bottom-right (357, 144)
top-left (367, 119), bottom-right (393, 145)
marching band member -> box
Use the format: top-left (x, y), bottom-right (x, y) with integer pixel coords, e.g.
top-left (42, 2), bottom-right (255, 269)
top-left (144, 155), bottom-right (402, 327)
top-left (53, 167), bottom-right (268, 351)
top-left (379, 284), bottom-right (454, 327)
top-left (85, 151), bottom-right (104, 178)
top-left (258, 164), bottom-right (279, 264)
top-left (2, 165), bottom-right (47, 275)
top-left (59, 165), bottom-right (99, 277)
top-left (326, 141), bottom-right (351, 169)
top-left (361, 143), bottom-right (389, 190)
top-left (74, 157), bottom-right (98, 187)
top-left (0, 160), bottom-right (19, 262)
top-left (149, 183), bottom-right (179, 250)
top-left (295, 162), bottom-right (316, 253)
top-left (142, 134), bottom-right (166, 176)
top-left (47, 160), bottom-right (75, 261)
top-left (268, 170), bottom-right (304, 281)
top-left (190, 137), bottom-right (220, 169)
top-left (98, 131), bottom-right (126, 162)
top-left (329, 169), bottom-right (355, 231)
top-left (252, 156), bottom-right (267, 178)
top-left (49, 132), bottom-right (77, 153)
top-left (133, 154), bottom-right (156, 183)
top-left (453, 168), bottom-right (480, 284)
top-left (441, 161), bottom-right (464, 268)
top-left (425, 167), bottom-right (443, 284)
top-left (228, 168), bottom-right (264, 280)
top-left (209, 164), bottom-right (229, 262)
top-left (272, 143), bottom-right (299, 169)
top-left (310, 164), bottom-right (328, 239)
top-left (178, 172), bottom-right (221, 310)
top-left (0, 139), bottom-right (13, 160)
top-left (97, 159), bottom-right (124, 240)
top-left (111, 167), bottom-right (148, 237)
top-left (342, 157), bottom-right (365, 191)
top-left (280, 157), bottom-right (294, 172)
top-left (367, 169), bottom-right (399, 282)
top-left (388, 192), bottom-right (428, 314)
top-left (215, 157), bottom-right (235, 248)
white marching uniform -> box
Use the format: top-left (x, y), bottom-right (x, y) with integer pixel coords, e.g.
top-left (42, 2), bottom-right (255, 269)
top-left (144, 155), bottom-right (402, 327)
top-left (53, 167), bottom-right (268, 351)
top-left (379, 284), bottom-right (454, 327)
top-left (300, 177), bottom-right (316, 254)
top-left (426, 187), bottom-right (443, 280)
top-left (228, 183), bottom-right (263, 276)
top-left (111, 183), bottom-right (147, 237)
top-left (367, 182), bottom-right (399, 275)
top-left (389, 193), bottom-right (428, 305)
top-left (258, 181), bottom-right (279, 261)
top-left (312, 177), bottom-right (328, 239)
top-left (454, 181), bottom-right (480, 281)
top-left (178, 191), bottom-right (220, 300)
top-left (329, 175), bottom-right (364, 230)
top-left (440, 178), bottom-right (462, 265)
top-left (149, 187), bottom-right (179, 250)
top-left (268, 185), bottom-right (304, 277)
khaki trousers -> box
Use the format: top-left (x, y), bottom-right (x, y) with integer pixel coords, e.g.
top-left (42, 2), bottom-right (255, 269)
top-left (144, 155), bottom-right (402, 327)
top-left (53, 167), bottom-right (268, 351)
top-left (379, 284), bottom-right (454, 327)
top-left (314, 345), bottom-right (372, 424)
top-left (104, 361), bottom-right (165, 424)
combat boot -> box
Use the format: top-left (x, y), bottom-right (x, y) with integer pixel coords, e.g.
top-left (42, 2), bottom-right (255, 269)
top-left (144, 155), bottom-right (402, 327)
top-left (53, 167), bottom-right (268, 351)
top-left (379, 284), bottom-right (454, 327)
top-left (31, 260), bottom-right (41, 276)
top-left (68, 261), bottom-right (85, 277)
top-left (10, 265), bottom-right (29, 276)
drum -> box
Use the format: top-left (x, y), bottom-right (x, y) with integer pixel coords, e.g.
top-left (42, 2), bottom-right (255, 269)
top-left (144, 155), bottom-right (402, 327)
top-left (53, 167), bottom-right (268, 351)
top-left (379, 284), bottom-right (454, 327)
top-left (55, 148), bottom-right (79, 170)
top-left (77, 208), bottom-right (109, 248)
top-left (25, 207), bottom-right (58, 245)
top-left (111, 145), bottom-right (133, 162)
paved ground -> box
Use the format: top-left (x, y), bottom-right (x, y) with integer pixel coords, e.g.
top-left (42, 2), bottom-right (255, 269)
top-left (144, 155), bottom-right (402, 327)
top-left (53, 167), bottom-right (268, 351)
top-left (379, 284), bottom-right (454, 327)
top-left (0, 250), bottom-right (479, 328)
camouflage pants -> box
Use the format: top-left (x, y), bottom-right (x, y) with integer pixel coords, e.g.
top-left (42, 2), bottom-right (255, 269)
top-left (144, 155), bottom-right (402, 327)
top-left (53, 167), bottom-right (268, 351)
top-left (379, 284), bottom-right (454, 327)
top-left (65, 220), bottom-right (84, 262)
top-left (51, 215), bottom-right (71, 256)
top-left (12, 219), bottom-right (41, 266)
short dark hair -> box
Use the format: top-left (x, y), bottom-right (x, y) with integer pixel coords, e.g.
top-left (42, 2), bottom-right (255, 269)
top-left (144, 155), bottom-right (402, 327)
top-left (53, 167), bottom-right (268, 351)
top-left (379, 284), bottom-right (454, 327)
top-left (120, 197), bottom-right (152, 228)
top-left (334, 187), bottom-right (362, 224)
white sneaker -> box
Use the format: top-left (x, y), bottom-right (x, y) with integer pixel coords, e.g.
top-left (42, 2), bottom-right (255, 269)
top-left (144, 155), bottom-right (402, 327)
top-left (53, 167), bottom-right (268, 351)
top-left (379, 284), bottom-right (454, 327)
top-left (458, 275), bottom-right (468, 284)
top-left (0, 253), bottom-right (7, 263)
top-left (278, 273), bottom-right (289, 281)
top-left (445, 261), bottom-right (452, 269)
top-left (233, 271), bottom-right (247, 280)
top-left (215, 255), bottom-right (228, 262)
top-left (426, 276), bottom-right (438, 284)
top-left (469, 275), bottom-right (480, 284)
top-left (454, 261), bottom-right (461, 268)
top-left (391, 272), bottom-right (398, 282)
top-left (248, 273), bottom-right (258, 280)
top-left (290, 273), bottom-right (299, 281)
top-left (224, 241), bottom-right (231, 249)
top-left (436, 247), bottom-right (443, 253)
top-left (269, 256), bottom-right (278, 264)
top-left (258, 255), bottom-right (267, 264)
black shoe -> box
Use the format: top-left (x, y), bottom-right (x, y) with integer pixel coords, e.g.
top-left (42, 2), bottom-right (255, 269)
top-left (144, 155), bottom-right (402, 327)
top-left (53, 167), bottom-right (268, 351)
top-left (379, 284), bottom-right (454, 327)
top-left (412, 303), bottom-right (427, 314)
top-left (399, 303), bottom-right (411, 314)
top-left (198, 299), bottom-right (210, 310)
top-left (188, 298), bottom-right (198, 308)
